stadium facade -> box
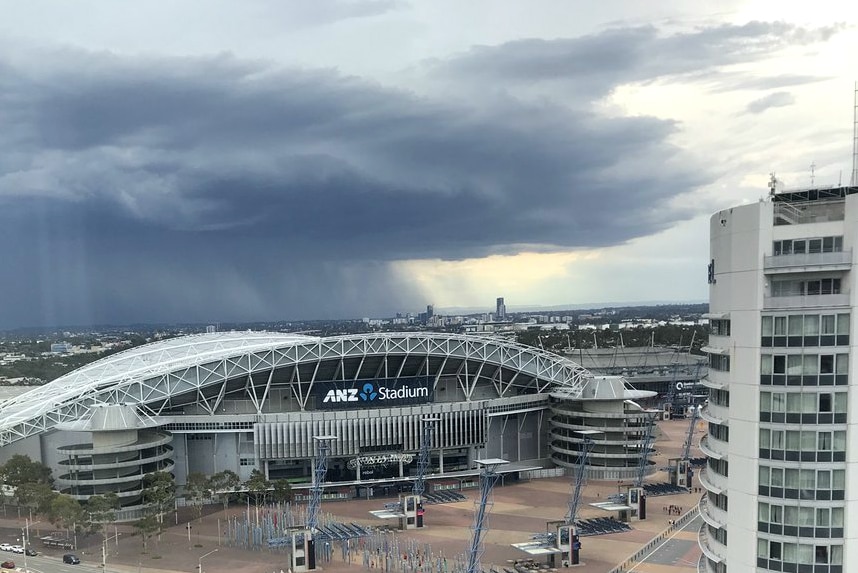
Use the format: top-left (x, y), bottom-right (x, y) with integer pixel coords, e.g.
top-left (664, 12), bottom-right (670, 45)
top-left (0, 331), bottom-right (655, 519)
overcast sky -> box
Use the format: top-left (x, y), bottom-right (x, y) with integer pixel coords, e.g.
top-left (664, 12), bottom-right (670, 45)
top-left (1, 1), bottom-right (856, 328)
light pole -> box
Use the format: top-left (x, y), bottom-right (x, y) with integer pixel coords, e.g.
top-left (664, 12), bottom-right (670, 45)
top-left (23, 518), bottom-right (41, 573)
top-left (198, 548), bottom-right (218, 573)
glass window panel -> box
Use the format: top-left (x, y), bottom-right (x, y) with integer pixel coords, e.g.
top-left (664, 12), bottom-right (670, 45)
top-left (771, 467), bottom-right (784, 487)
top-left (773, 355), bottom-right (786, 374)
top-left (818, 432), bottom-right (832, 450)
top-left (772, 393), bottom-right (786, 412)
top-left (817, 470), bottom-right (831, 489)
top-left (804, 315), bottom-right (819, 335)
top-left (831, 545), bottom-right (843, 565)
top-left (800, 470), bottom-right (815, 489)
top-left (834, 431), bottom-right (846, 450)
top-left (798, 506), bottom-right (814, 525)
top-left (833, 470), bottom-right (845, 489)
top-left (758, 502), bottom-right (769, 521)
top-left (787, 355), bottom-right (802, 374)
top-left (798, 544), bottom-right (813, 564)
top-left (784, 505), bottom-right (798, 525)
top-left (760, 466), bottom-right (770, 485)
top-left (801, 393), bottom-right (816, 412)
top-left (836, 354), bottom-right (848, 374)
top-left (801, 431), bottom-right (815, 450)
top-left (786, 431), bottom-right (801, 450)
top-left (793, 240), bottom-right (807, 254)
top-left (772, 430), bottom-right (785, 449)
top-left (758, 539), bottom-right (768, 557)
top-left (836, 314), bottom-right (849, 335)
top-left (822, 237), bottom-right (834, 252)
top-left (808, 280), bottom-right (822, 295)
top-left (770, 505), bottom-right (783, 523)
top-left (760, 391), bottom-right (772, 410)
top-left (819, 393), bottom-right (832, 412)
top-left (783, 543), bottom-right (797, 563)
top-left (762, 316), bottom-right (773, 336)
top-left (820, 355), bottom-right (834, 374)
top-left (761, 354), bottom-right (773, 374)
top-left (770, 541), bottom-right (781, 560)
top-left (831, 508), bottom-right (843, 527)
top-left (803, 354), bottom-right (818, 375)
top-left (789, 315), bottom-right (803, 335)
top-left (833, 393), bottom-right (847, 413)
top-left (782, 240), bottom-right (793, 255)
top-left (774, 316), bottom-right (787, 335)
top-left (815, 545), bottom-right (829, 564)
top-left (784, 468), bottom-right (798, 487)
top-left (760, 429), bottom-right (771, 448)
top-left (816, 508), bottom-right (830, 526)
top-left (822, 315), bottom-right (836, 334)
top-left (834, 236), bottom-right (843, 251)
top-left (786, 393), bottom-right (801, 412)
top-left (809, 238), bottom-right (823, 253)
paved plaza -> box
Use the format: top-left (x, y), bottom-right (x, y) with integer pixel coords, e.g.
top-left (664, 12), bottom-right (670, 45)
top-left (0, 419), bottom-right (704, 573)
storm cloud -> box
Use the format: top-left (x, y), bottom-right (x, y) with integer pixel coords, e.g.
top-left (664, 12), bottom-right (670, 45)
top-left (0, 19), bottom-right (843, 327)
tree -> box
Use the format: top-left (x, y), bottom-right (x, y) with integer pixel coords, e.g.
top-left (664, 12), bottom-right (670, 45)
top-left (15, 482), bottom-right (57, 515)
top-left (184, 472), bottom-right (210, 521)
top-left (84, 493), bottom-right (120, 534)
top-left (142, 472), bottom-right (176, 526)
top-left (48, 494), bottom-right (86, 533)
top-left (207, 470), bottom-right (240, 510)
top-left (244, 469), bottom-right (271, 506)
top-left (0, 454), bottom-right (53, 487)
top-left (133, 513), bottom-right (160, 552)
top-left (271, 479), bottom-right (294, 504)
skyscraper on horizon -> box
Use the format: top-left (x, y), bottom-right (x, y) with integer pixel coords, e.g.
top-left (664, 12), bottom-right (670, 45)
top-left (701, 184), bottom-right (857, 573)
top-left (496, 297), bottom-right (506, 320)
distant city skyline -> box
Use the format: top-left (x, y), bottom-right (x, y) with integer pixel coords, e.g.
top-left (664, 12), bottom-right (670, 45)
top-left (0, 1), bottom-right (854, 328)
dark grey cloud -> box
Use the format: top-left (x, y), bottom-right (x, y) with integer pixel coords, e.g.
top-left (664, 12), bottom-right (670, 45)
top-left (435, 21), bottom-right (845, 96)
top-left (745, 91), bottom-right (795, 114)
top-left (6, 19), bottom-right (836, 327)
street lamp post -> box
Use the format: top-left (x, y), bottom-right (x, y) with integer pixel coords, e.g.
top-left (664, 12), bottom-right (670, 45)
top-left (23, 518), bottom-right (41, 573)
top-left (198, 548), bottom-right (218, 573)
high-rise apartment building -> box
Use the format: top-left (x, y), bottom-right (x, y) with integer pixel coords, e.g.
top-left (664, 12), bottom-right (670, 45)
top-left (700, 186), bottom-right (857, 573)
top-left (496, 297), bottom-right (506, 320)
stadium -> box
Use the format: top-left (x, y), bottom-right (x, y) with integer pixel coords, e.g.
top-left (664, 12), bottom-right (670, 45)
top-left (0, 331), bottom-right (655, 520)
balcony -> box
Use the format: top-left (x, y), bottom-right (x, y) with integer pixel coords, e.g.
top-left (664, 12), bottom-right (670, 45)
top-left (701, 370), bottom-right (729, 390)
top-left (763, 293), bottom-right (850, 310)
top-left (764, 250), bottom-right (852, 273)
top-left (699, 405), bottom-right (725, 425)
top-left (699, 466), bottom-right (727, 495)
top-left (697, 524), bottom-right (726, 564)
top-left (698, 493), bottom-right (727, 528)
top-left (699, 435), bottom-right (727, 461)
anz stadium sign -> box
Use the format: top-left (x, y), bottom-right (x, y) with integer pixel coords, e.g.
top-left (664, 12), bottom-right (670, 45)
top-left (316, 377), bottom-right (434, 410)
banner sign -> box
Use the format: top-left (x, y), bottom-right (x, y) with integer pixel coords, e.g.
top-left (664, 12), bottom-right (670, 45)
top-left (315, 376), bottom-right (434, 410)
top-left (346, 453), bottom-right (413, 470)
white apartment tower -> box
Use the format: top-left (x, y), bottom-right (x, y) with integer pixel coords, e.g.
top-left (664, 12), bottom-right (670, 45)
top-left (700, 186), bottom-right (858, 573)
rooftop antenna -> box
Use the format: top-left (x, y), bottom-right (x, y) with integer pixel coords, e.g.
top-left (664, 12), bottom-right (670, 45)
top-left (852, 81), bottom-right (858, 186)
top-left (810, 161), bottom-right (816, 187)
top-left (769, 172), bottom-right (778, 196)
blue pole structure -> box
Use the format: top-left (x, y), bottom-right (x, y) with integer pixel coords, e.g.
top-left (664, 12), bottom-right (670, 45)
top-left (634, 411), bottom-right (659, 488)
top-left (465, 458), bottom-right (508, 573)
top-left (413, 416), bottom-right (440, 498)
top-left (565, 430), bottom-right (602, 524)
top-left (308, 435), bottom-right (337, 531)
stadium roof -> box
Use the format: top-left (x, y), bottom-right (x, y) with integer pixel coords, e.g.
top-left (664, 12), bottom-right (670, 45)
top-left (0, 331), bottom-right (592, 447)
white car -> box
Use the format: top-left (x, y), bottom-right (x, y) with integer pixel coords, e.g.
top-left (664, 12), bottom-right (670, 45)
top-left (0, 545), bottom-right (10, 552)
top-left (8, 547), bottom-right (22, 554)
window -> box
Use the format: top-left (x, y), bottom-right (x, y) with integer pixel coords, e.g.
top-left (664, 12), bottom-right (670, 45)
top-left (710, 319), bottom-right (731, 336)
top-left (708, 353), bottom-right (730, 371)
top-left (773, 236), bottom-right (843, 256)
top-left (819, 393), bottom-right (832, 412)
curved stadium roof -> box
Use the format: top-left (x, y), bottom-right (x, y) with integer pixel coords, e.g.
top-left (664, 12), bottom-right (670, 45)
top-left (0, 331), bottom-right (592, 446)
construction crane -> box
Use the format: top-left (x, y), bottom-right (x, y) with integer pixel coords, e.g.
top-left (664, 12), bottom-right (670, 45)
top-left (465, 458), bottom-right (508, 573)
top-left (565, 430), bottom-right (602, 524)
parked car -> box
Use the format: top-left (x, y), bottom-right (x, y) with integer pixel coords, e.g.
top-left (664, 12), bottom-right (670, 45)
top-left (25, 548), bottom-right (37, 556)
top-left (9, 546), bottom-right (22, 554)
top-left (0, 545), bottom-right (10, 552)
top-left (1, 560), bottom-right (14, 569)
top-left (63, 554), bottom-right (80, 565)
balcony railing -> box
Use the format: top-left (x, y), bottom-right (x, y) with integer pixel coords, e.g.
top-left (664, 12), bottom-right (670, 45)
top-left (763, 293), bottom-right (850, 309)
top-left (699, 466), bottom-right (727, 494)
top-left (698, 435), bottom-right (727, 461)
top-left (764, 250), bottom-right (852, 271)
top-left (697, 524), bottom-right (726, 564)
